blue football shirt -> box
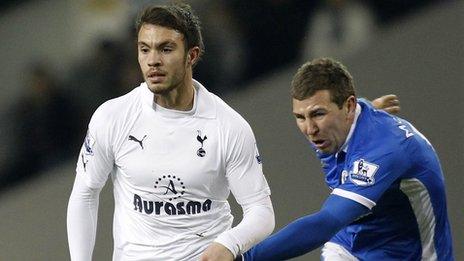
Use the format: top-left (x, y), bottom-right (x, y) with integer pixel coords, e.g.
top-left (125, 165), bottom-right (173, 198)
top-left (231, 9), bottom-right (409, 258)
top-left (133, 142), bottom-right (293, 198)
top-left (318, 100), bottom-right (453, 260)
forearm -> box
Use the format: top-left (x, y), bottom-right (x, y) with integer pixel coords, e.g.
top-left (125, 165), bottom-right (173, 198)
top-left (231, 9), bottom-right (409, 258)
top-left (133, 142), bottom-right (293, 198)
top-left (67, 174), bottom-right (101, 261)
top-left (242, 209), bottom-right (341, 261)
top-left (242, 195), bottom-right (369, 261)
top-left (215, 196), bottom-right (275, 257)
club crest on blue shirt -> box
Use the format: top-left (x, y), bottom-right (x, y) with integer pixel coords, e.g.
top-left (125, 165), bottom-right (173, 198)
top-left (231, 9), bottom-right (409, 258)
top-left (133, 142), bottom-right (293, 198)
top-left (349, 159), bottom-right (379, 186)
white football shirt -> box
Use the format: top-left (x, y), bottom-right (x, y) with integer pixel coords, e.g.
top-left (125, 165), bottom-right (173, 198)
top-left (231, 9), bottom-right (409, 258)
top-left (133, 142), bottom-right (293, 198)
top-left (76, 80), bottom-right (271, 260)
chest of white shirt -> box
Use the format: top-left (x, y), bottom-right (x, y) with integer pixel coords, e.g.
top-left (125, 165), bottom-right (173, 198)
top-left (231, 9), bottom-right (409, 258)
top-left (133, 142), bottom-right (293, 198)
top-left (114, 116), bottom-right (226, 191)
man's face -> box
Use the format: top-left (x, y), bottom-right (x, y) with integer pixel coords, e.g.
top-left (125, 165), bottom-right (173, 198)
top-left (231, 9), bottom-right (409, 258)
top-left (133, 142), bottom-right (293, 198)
top-left (137, 23), bottom-right (189, 94)
top-left (292, 90), bottom-right (356, 154)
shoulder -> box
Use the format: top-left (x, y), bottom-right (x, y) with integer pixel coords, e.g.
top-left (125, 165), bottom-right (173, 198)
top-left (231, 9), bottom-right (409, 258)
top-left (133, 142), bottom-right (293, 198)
top-left (350, 103), bottom-right (409, 160)
top-left (347, 103), bottom-right (428, 176)
top-left (89, 85), bottom-right (143, 130)
top-left (195, 80), bottom-right (253, 134)
top-left (213, 94), bottom-right (254, 134)
top-left (357, 102), bottom-right (408, 147)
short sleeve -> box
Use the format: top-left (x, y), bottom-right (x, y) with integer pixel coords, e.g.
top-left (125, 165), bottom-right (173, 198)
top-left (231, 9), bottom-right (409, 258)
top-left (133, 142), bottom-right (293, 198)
top-left (332, 149), bottom-right (408, 209)
top-left (225, 123), bottom-right (270, 205)
top-left (76, 107), bottom-right (114, 189)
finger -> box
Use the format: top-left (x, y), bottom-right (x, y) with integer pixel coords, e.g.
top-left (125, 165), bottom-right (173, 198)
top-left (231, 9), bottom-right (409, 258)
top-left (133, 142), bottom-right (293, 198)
top-left (389, 99), bottom-right (400, 106)
top-left (381, 94), bottom-right (398, 101)
top-left (384, 106), bottom-right (401, 114)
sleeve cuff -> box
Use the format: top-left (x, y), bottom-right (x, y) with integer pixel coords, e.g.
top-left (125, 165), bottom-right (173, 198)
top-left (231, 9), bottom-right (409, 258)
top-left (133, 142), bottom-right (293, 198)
top-left (332, 188), bottom-right (376, 209)
top-left (214, 233), bottom-right (241, 258)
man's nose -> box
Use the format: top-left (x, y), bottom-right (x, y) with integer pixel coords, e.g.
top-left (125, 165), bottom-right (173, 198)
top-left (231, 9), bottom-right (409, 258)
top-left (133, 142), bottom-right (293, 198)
top-left (305, 119), bottom-right (318, 136)
top-left (147, 52), bottom-right (162, 67)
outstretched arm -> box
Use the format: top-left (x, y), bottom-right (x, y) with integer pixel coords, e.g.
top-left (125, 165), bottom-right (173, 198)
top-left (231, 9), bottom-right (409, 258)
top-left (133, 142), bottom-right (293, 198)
top-left (240, 195), bottom-right (369, 261)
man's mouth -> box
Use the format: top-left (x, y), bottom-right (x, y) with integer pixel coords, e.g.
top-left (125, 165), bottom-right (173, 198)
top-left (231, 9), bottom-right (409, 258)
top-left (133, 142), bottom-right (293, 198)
top-left (147, 71), bottom-right (166, 83)
top-left (312, 139), bottom-right (329, 149)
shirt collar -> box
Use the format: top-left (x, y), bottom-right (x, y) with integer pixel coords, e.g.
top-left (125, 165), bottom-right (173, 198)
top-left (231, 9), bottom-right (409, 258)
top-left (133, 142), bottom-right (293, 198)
top-left (336, 103), bottom-right (361, 157)
top-left (140, 79), bottom-right (216, 119)
top-left (192, 79), bottom-right (217, 119)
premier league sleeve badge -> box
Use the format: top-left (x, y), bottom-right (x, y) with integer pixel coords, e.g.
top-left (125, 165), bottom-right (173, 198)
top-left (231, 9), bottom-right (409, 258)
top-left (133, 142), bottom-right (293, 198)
top-left (349, 159), bottom-right (379, 186)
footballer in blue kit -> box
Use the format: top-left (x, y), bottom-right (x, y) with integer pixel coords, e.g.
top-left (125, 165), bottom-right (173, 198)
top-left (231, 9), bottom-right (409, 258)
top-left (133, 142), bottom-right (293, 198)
top-left (240, 58), bottom-right (453, 260)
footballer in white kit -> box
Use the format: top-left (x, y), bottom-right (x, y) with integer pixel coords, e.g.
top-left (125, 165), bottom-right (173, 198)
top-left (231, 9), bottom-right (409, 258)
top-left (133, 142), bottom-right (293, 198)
top-left (68, 80), bottom-right (273, 260)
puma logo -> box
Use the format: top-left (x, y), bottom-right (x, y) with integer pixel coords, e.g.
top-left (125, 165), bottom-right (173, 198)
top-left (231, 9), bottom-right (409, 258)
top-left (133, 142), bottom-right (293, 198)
top-left (128, 135), bottom-right (147, 149)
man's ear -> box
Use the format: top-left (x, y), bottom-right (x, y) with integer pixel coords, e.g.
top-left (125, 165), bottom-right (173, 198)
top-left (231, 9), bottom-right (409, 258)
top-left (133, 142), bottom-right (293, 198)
top-left (187, 47), bottom-right (200, 66)
top-left (346, 95), bottom-right (357, 116)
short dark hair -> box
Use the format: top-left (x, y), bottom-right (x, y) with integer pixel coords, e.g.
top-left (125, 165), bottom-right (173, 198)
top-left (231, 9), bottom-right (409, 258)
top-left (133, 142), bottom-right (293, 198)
top-left (135, 3), bottom-right (204, 60)
top-left (291, 58), bottom-right (356, 108)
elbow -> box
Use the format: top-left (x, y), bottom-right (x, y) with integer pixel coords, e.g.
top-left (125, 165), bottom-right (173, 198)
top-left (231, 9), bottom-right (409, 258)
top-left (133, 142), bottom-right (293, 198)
top-left (267, 206), bottom-right (276, 236)
top-left (248, 196), bottom-right (276, 241)
top-left (260, 199), bottom-right (276, 239)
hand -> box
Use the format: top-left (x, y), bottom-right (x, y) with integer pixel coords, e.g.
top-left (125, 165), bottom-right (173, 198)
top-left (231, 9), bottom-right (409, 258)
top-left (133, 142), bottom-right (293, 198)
top-left (371, 94), bottom-right (400, 114)
top-left (200, 242), bottom-right (234, 261)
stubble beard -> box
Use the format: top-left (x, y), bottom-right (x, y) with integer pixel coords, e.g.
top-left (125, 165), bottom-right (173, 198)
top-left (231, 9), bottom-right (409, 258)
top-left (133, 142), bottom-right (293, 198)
top-left (146, 68), bottom-right (183, 96)
top-left (146, 55), bottom-right (189, 96)
top-left (147, 80), bottom-right (175, 95)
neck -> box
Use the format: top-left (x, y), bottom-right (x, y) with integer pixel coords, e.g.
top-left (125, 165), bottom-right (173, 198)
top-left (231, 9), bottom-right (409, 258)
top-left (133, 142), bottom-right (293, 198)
top-left (154, 71), bottom-right (194, 111)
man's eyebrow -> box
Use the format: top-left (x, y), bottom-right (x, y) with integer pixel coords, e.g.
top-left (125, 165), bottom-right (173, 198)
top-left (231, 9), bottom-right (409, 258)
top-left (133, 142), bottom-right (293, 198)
top-left (308, 107), bottom-right (326, 116)
top-left (157, 41), bottom-right (177, 48)
top-left (137, 40), bottom-right (177, 48)
top-left (137, 41), bottom-right (149, 47)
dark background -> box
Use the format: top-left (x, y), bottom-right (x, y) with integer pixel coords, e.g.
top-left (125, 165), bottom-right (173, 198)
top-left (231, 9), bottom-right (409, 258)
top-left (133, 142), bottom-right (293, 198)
top-left (0, 1), bottom-right (461, 260)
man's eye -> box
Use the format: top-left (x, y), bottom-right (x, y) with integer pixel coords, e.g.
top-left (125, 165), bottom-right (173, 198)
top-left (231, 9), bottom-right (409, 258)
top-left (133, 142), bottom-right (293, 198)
top-left (162, 47), bottom-right (172, 53)
top-left (312, 111), bottom-right (326, 118)
top-left (140, 48), bottom-right (149, 53)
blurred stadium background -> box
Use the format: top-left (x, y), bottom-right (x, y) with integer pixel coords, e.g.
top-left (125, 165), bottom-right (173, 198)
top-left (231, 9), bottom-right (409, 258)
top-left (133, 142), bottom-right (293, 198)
top-left (0, 0), bottom-right (462, 260)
